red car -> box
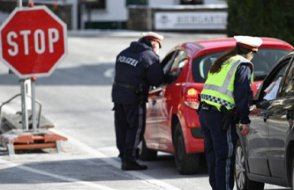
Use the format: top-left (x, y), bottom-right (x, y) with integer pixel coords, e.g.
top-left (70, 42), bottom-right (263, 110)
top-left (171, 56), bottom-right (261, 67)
top-left (140, 37), bottom-right (293, 174)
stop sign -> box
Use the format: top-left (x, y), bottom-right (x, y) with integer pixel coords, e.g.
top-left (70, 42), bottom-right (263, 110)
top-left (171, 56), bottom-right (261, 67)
top-left (0, 6), bottom-right (67, 78)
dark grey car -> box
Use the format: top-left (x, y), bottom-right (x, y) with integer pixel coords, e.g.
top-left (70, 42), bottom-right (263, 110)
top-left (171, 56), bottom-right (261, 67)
top-left (235, 51), bottom-right (294, 190)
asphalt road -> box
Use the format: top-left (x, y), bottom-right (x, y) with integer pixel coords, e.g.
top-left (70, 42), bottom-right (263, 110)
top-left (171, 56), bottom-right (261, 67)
top-left (0, 31), bottom-right (288, 190)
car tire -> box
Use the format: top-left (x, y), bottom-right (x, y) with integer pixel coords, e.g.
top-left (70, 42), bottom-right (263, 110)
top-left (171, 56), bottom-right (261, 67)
top-left (292, 157), bottom-right (294, 190)
top-left (139, 138), bottom-right (157, 161)
top-left (235, 141), bottom-right (264, 190)
top-left (173, 123), bottom-right (199, 174)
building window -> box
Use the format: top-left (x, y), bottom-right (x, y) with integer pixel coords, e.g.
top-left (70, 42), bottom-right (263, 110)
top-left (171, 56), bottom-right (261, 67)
top-left (180, 0), bottom-right (203, 4)
top-left (80, 0), bottom-right (106, 9)
top-left (126, 0), bottom-right (147, 6)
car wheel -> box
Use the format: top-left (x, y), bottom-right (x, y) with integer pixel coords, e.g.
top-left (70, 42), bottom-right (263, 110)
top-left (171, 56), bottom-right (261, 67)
top-left (139, 138), bottom-right (157, 161)
top-left (173, 123), bottom-right (199, 174)
top-left (292, 157), bottom-right (294, 190)
top-left (235, 141), bottom-right (264, 190)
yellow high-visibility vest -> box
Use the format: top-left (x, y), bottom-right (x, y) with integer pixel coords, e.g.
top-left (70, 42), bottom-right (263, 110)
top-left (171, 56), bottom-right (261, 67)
top-left (200, 55), bottom-right (253, 110)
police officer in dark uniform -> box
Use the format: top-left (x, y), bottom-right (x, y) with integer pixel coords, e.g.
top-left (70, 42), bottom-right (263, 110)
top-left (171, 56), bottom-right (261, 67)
top-left (112, 32), bottom-right (164, 170)
top-left (199, 36), bottom-right (262, 190)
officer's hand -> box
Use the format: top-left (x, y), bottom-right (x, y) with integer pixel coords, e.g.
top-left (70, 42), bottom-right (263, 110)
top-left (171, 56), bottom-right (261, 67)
top-left (239, 124), bottom-right (250, 136)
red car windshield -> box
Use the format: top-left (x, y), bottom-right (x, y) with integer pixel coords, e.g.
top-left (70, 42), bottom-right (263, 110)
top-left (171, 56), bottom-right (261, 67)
top-left (192, 49), bottom-right (290, 83)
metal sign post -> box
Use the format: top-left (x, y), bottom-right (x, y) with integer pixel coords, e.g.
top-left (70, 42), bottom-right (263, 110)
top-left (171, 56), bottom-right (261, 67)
top-left (20, 79), bottom-right (29, 130)
top-left (17, 0), bottom-right (32, 132)
top-left (31, 77), bottom-right (37, 131)
top-left (19, 78), bottom-right (36, 131)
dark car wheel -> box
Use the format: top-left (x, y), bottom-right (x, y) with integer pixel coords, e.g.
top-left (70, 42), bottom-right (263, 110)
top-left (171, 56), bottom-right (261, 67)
top-left (292, 158), bottom-right (294, 190)
top-left (139, 138), bottom-right (157, 161)
top-left (173, 123), bottom-right (199, 174)
top-left (235, 141), bottom-right (264, 190)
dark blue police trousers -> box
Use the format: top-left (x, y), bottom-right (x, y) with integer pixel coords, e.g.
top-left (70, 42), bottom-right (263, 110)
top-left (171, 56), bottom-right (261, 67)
top-left (113, 103), bottom-right (146, 162)
top-left (199, 108), bottom-right (238, 190)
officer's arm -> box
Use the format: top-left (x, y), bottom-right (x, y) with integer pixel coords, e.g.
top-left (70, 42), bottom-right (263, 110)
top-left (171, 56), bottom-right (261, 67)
top-left (145, 55), bottom-right (164, 86)
top-left (234, 64), bottom-right (253, 124)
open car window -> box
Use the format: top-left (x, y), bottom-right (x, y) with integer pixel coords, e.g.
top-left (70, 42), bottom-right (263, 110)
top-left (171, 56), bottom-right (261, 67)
top-left (259, 58), bottom-right (291, 101)
top-left (161, 51), bottom-right (178, 75)
top-left (165, 50), bottom-right (188, 83)
top-left (160, 50), bottom-right (188, 84)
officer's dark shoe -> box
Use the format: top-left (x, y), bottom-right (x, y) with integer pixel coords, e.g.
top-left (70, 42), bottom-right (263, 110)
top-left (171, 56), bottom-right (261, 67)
top-left (121, 160), bottom-right (148, 171)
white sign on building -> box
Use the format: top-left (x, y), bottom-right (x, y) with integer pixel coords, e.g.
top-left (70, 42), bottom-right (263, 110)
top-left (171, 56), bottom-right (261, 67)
top-left (155, 11), bottom-right (227, 30)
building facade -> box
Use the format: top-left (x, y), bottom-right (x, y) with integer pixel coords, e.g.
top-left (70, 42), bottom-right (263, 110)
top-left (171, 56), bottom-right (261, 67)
top-left (0, 0), bottom-right (227, 30)
top-left (79, 0), bottom-right (227, 30)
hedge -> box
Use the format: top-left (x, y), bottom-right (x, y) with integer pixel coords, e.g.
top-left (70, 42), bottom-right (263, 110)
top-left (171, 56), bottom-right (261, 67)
top-left (227, 0), bottom-right (294, 45)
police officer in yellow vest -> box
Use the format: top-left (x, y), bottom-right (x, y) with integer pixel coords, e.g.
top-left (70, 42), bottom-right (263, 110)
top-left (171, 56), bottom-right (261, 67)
top-left (199, 36), bottom-right (262, 190)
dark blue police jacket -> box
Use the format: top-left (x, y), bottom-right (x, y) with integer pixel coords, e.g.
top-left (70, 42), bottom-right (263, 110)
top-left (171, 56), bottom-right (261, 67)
top-left (111, 41), bottom-right (164, 104)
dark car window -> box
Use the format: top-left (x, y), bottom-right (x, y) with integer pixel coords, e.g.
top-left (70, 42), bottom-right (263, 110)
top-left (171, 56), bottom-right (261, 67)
top-left (280, 57), bottom-right (294, 97)
top-left (192, 52), bottom-right (224, 83)
top-left (192, 49), bottom-right (290, 83)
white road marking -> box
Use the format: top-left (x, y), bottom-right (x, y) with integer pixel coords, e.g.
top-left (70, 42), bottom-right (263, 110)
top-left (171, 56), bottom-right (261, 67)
top-left (0, 129), bottom-right (181, 190)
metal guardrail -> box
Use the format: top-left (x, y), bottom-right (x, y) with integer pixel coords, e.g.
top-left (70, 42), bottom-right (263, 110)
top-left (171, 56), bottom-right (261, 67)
top-left (0, 94), bottom-right (42, 131)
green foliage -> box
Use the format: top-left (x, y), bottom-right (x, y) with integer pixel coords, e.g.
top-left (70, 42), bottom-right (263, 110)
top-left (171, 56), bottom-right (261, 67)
top-left (227, 0), bottom-right (294, 45)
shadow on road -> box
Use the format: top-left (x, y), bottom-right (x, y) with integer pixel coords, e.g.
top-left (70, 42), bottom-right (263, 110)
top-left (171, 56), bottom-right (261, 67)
top-left (0, 155), bottom-right (207, 184)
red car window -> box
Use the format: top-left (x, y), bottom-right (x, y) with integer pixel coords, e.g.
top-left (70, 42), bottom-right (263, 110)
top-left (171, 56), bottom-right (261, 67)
top-left (192, 49), bottom-right (290, 83)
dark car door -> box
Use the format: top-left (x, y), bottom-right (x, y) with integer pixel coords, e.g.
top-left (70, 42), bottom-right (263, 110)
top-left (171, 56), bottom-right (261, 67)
top-left (247, 58), bottom-right (291, 176)
top-left (266, 57), bottom-right (294, 179)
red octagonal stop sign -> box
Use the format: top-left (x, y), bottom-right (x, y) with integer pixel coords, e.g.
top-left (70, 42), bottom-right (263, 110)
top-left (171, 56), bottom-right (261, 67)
top-left (0, 6), bottom-right (67, 78)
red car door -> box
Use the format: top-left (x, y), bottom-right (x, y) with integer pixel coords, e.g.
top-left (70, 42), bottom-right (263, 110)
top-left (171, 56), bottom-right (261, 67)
top-left (156, 50), bottom-right (189, 150)
top-left (145, 50), bottom-right (179, 149)
top-left (145, 87), bottom-right (165, 149)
